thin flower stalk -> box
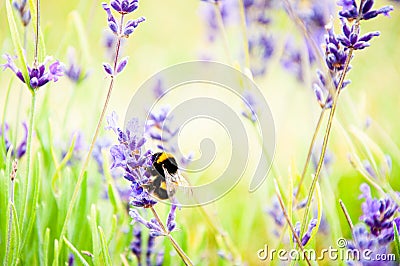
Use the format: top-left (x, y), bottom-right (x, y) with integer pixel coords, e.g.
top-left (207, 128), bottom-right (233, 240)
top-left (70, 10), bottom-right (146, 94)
top-left (300, 0), bottom-right (394, 237)
top-left (58, 0), bottom-right (145, 252)
top-left (274, 179), bottom-right (311, 266)
top-left (300, 46), bottom-right (353, 238)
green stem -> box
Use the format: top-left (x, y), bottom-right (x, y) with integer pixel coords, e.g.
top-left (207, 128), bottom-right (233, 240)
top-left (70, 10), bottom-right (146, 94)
top-left (295, 109), bottom-right (326, 202)
top-left (300, 49), bottom-right (354, 237)
top-left (20, 91), bottom-right (36, 247)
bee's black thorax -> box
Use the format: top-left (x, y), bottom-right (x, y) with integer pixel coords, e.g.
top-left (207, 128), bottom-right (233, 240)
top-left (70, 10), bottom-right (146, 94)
top-left (152, 152), bottom-right (178, 178)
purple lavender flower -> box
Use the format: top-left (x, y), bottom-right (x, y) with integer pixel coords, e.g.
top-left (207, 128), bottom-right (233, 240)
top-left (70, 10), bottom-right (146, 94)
top-left (248, 34), bottom-right (274, 77)
top-left (199, 0), bottom-right (229, 42)
top-left (153, 79), bottom-right (165, 99)
top-left (15, 122), bottom-right (28, 159)
top-left (155, 250), bottom-right (164, 266)
top-left (101, 1), bottom-right (145, 77)
top-left (266, 197), bottom-right (285, 233)
top-left (338, 0), bottom-right (394, 21)
top-left (107, 111), bottom-right (156, 208)
top-left (131, 225), bottom-right (142, 264)
top-left (241, 90), bottom-right (257, 123)
top-left (311, 143), bottom-right (334, 172)
top-left (312, 22), bottom-right (352, 109)
top-left (110, 0), bottom-right (138, 14)
top-left (0, 122), bottom-right (28, 159)
top-left (359, 183), bottom-right (399, 244)
top-left (68, 253), bottom-right (74, 266)
top-left (166, 204), bottom-right (177, 233)
top-left (12, 0), bottom-right (31, 26)
top-left (294, 219), bottom-right (318, 246)
top-left (63, 47), bottom-right (88, 84)
top-left (362, 160), bottom-right (377, 179)
top-left (337, 19), bottom-right (380, 50)
top-left (347, 224), bottom-right (394, 266)
top-left (1, 55), bottom-right (63, 91)
top-left (92, 137), bottom-right (113, 174)
top-left (102, 1), bottom-right (145, 37)
top-left (146, 235), bottom-right (155, 266)
top-left (130, 209), bottom-right (164, 237)
top-left (145, 107), bottom-right (193, 167)
top-left (0, 123), bottom-right (12, 155)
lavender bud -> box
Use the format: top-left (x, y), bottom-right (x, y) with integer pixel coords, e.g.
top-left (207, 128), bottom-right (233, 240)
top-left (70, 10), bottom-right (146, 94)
top-left (103, 63), bottom-right (113, 75)
top-left (116, 57), bottom-right (128, 73)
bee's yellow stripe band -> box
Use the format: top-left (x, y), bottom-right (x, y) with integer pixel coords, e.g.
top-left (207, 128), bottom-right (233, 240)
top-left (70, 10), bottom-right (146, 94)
top-left (156, 152), bottom-right (173, 164)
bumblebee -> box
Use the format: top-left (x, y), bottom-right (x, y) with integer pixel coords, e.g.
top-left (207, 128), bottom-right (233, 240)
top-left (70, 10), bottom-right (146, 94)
top-left (144, 152), bottom-right (189, 200)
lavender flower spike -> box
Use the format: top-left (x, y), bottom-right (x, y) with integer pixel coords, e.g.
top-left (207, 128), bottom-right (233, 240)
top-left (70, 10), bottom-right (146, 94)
top-left (1, 55), bottom-right (63, 91)
top-left (166, 204), bottom-right (177, 233)
top-left (359, 183), bottom-right (398, 244)
top-left (131, 225), bottom-right (142, 264)
top-left (294, 219), bottom-right (318, 246)
top-left (13, 0), bottom-right (31, 26)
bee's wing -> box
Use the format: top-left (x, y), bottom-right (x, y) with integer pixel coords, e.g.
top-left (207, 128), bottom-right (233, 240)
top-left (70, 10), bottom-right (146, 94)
top-left (162, 166), bottom-right (191, 200)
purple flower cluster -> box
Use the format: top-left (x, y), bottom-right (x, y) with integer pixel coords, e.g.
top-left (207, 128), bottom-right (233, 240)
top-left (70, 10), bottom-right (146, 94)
top-left (130, 223), bottom-right (165, 266)
top-left (146, 104), bottom-right (192, 166)
top-left (359, 183), bottom-right (399, 244)
top-left (244, 0), bottom-right (276, 77)
top-left (102, 0), bottom-right (145, 76)
top-left (362, 155), bottom-right (392, 180)
top-left (347, 224), bottom-right (392, 266)
top-left (1, 55), bottom-right (63, 91)
top-left (199, 0), bottom-right (229, 42)
top-left (63, 48), bottom-right (88, 84)
top-left (281, 1), bottom-right (333, 82)
top-left (107, 111), bottom-right (156, 208)
top-left (92, 137), bottom-right (113, 174)
top-left (130, 204), bottom-right (178, 237)
top-left (13, 0), bottom-right (31, 26)
top-left (346, 184), bottom-right (400, 264)
top-left (241, 90), bottom-right (257, 123)
top-left (312, 0), bottom-right (393, 109)
top-left (0, 122), bottom-right (28, 159)
top-left (338, 0), bottom-right (393, 21)
top-left (294, 219), bottom-right (318, 246)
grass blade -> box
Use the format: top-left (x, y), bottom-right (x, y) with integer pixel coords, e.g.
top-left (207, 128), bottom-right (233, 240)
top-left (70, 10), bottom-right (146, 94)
top-left (43, 228), bottom-right (50, 266)
top-left (5, 202), bottom-right (21, 266)
top-left (393, 222), bottom-right (400, 262)
top-left (63, 236), bottom-right (90, 266)
top-left (98, 226), bottom-right (112, 266)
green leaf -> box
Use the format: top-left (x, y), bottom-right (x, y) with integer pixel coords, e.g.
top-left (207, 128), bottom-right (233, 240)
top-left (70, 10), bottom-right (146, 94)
top-left (0, 80), bottom-right (13, 170)
top-left (98, 226), bottom-right (112, 266)
top-left (20, 153), bottom-right (42, 253)
top-left (43, 228), bottom-right (50, 266)
top-left (5, 0), bottom-right (31, 92)
top-left (63, 236), bottom-right (90, 266)
top-left (107, 215), bottom-right (117, 246)
top-left (89, 205), bottom-right (100, 265)
top-left (393, 222), bottom-right (400, 262)
top-left (5, 203), bottom-right (21, 266)
top-left (53, 239), bottom-right (59, 266)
